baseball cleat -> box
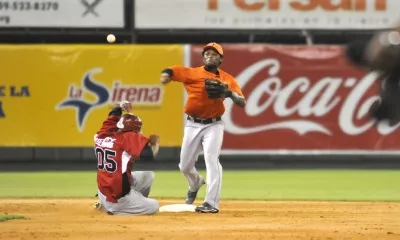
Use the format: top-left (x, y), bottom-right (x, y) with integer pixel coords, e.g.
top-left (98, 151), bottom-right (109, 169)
top-left (195, 202), bottom-right (219, 213)
top-left (185, 178), bottom-right (205, 204)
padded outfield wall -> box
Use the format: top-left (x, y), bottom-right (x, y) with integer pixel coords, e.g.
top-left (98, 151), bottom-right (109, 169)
top-left (1, 44), bottom-right (399, 168)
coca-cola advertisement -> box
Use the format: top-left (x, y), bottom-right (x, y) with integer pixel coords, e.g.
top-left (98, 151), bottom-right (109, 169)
top-left (191, 44), bottom-right (400, 154)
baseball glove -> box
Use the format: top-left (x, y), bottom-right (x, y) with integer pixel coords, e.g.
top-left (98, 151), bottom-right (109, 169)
top-left (205, 79), bottom-right (230, 99)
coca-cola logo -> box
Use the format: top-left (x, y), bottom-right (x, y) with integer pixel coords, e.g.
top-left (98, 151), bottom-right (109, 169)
top-left (223, 58), bottom-right (400, 136)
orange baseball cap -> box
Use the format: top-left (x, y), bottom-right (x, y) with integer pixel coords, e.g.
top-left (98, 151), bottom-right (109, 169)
top-left (202, 42), bottom-right (223, 56)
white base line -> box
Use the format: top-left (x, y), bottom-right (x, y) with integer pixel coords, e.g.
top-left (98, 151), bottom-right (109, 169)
top-left (219, 149), bottom-right (400, 155)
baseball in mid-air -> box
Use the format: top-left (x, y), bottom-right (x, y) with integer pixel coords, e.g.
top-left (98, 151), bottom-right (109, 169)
top-left (107, 34), bottom-right (116, 43)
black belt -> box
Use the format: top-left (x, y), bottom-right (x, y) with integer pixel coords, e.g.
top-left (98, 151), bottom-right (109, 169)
top-left (187, 116), bottom-right (221, 124)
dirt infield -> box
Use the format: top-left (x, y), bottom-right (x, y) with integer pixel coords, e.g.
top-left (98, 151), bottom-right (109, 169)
top-left (1, 199), bottom-right (400, 240)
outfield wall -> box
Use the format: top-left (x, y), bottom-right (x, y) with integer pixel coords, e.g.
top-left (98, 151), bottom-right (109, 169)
top-left (2, 44), bottom-right (400, 164)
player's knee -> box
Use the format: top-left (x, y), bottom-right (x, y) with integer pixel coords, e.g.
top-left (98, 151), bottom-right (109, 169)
top-left (145, 171), bottom-right (155, 182)
top-left (179, 163), bottom-right (191, 173)
top-left (203, 153), bottom-right (219, 163)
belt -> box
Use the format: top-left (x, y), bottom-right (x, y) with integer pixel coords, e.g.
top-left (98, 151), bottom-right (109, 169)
top-left (187, 116), bottom-right (221, 124)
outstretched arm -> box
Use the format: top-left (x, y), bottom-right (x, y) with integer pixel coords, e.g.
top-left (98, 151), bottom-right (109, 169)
top-left (97, 101), bottom-right (133, 134)
top-left (160, 66), bottom-right (190, 84)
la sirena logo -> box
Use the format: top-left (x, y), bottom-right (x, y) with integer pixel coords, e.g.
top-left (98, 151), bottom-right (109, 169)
top-left (56, 68), bottom-right (163, 132)
top-left (223, 58), bottom-right (400, 137)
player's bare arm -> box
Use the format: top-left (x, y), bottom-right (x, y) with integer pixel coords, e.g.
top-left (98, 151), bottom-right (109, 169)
top-left (148, 135), bottom-right (160, 156)
top-left (139, 134), bottom-right (160, 160)
top-left (228, 91), bottom-right (246, 108)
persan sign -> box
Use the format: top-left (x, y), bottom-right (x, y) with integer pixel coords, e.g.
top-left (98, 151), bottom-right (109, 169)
top-left (135, 0), bottom-right (396, 30)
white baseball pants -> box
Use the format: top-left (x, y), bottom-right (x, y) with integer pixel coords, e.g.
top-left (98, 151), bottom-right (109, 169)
top-left (179, 119), bottom-right (224, 209)
top-left (97, 171), bottom-right (159, 215)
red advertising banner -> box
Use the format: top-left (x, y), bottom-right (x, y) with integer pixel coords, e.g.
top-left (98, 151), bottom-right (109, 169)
top-left (190, 44), bottom-right (400, 154)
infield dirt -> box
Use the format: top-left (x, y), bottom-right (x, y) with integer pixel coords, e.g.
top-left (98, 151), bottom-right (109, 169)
top-left (1, 199), bottom-right (399, 240)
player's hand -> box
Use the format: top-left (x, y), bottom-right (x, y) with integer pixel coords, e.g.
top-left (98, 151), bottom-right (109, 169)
top-left (149, 134), bottom-right (160, 146)
top-left (160, 73), bottom-right (172, 85)
top-left (119, 100), bottom-right (132, 112)
top-left (148, 134), bottom-right (160, 157)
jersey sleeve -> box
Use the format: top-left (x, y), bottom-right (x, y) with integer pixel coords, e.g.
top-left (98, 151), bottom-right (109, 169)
top-left (96, 115), bottom-right (120, 135)
top-left (123, 132), bottom-right (150, 157)
top-left (228, 76), bottom-right (244, 97)
top-left (169, 65), bottom-right (191, 83)
top-left (96, 106), bottom-right (123, 135)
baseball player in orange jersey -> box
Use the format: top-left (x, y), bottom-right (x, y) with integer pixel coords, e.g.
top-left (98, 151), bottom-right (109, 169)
top-left (94, 100), bottom-right (160, 215)
top-left (160, 43), bottom-right (246, 213)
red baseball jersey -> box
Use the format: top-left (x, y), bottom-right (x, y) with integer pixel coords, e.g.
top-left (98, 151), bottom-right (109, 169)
top-left (94, 115), bottom-right (149, 203)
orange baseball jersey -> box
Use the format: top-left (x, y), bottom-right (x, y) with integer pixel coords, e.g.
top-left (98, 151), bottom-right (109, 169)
top-left (169, 66), bottom-right (244, 118)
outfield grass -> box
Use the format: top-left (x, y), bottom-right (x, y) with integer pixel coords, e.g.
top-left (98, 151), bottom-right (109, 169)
top-left (0, 170), bottom-right (399, 201)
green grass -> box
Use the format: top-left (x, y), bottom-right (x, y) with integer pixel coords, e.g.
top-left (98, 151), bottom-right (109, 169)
top-left (0, 214), bottom-right (26, 222)
top-left (0, 170), bottom-right (399, 201)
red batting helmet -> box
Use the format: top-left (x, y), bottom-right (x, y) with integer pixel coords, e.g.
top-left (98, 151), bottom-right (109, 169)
top-left (117, 113), bottom-right (142, 133)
